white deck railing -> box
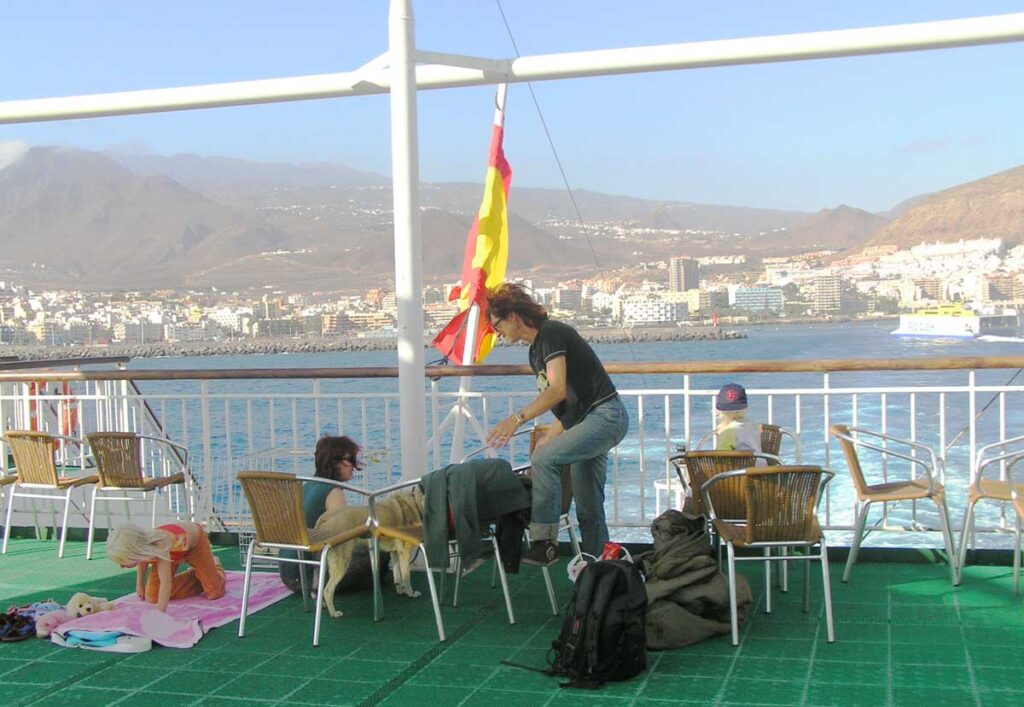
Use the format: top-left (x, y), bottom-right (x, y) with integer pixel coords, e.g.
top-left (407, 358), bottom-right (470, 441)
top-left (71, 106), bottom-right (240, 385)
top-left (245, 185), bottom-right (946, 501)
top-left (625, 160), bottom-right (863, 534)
top-left (1, 358), bottom-right (1023, 548)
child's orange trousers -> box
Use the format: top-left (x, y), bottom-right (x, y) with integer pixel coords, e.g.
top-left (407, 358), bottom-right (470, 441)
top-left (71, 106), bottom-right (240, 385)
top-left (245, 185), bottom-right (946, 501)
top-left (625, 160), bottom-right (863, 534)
top-left (145, 528), bottom-right (226, 603)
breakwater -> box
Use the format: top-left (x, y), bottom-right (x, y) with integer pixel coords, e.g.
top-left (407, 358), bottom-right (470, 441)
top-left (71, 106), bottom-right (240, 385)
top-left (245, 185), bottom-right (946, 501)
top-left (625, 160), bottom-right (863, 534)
top-left (1, 326), bottom-right (744, 361)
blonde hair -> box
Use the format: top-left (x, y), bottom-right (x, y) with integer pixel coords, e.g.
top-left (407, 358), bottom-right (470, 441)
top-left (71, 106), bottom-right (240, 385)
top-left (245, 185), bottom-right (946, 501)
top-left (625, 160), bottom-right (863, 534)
top-left (105, 523), bottom-right (172, 565)
top-left (715, 408), bottom-right (747, 434)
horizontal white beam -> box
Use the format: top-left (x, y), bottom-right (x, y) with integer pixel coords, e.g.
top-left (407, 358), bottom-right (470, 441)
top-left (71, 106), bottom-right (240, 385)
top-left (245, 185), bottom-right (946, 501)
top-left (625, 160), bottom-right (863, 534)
top-left (0, 12), bottom-right (1022, 124)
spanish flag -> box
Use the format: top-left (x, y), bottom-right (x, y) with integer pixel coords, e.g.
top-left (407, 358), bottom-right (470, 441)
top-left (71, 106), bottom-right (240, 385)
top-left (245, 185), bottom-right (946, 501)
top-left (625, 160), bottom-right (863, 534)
top-left (432, 101), bottom-right (512, 365)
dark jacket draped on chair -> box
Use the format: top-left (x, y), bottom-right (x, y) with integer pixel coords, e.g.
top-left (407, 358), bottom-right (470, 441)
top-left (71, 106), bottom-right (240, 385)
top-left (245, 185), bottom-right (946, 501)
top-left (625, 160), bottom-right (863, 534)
top-left (422, 458), bottom-right (531, 569)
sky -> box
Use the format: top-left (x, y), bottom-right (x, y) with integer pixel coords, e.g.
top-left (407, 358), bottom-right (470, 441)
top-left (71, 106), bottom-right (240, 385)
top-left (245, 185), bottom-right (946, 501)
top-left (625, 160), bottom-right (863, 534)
top-left (1, 0), bottom-right (1023, 213)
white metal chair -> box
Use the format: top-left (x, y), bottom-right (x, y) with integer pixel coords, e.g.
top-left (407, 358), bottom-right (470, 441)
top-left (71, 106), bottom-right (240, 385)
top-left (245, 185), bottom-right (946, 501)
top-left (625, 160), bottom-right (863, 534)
top-left (702, 465), bottom-right (836, 646)
top-left (85, 431), bottom-right (191, 560)
top-left (237, 471), bottom-right (373, 647)
top-left (2, 431), bottom-right (98, 558)
top-left (830, 424), bottom-right (957, 585)
top-left (956, 436), bottom-right (1024, 591)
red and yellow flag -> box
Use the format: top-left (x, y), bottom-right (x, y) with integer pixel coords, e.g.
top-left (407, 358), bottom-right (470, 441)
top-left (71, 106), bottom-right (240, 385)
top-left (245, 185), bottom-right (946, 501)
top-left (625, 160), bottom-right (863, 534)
top-left (432, 119), bottom-right (512, 365)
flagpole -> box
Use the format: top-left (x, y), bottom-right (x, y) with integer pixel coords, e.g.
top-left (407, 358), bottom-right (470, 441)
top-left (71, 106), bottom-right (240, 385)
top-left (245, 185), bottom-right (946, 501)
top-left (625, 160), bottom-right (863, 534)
top-left (450, 83), bottom-right (508, 463)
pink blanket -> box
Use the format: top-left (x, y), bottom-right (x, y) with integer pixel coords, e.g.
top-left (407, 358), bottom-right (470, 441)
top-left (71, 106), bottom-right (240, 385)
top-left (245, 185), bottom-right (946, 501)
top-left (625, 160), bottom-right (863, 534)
top-left (54, 571), bottom-right (291, 648)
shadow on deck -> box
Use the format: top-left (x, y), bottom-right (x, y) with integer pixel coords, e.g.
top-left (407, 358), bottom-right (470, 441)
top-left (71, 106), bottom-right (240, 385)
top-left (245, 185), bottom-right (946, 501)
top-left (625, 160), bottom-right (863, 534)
top-left (1, 538), bottom-right (1023, 706)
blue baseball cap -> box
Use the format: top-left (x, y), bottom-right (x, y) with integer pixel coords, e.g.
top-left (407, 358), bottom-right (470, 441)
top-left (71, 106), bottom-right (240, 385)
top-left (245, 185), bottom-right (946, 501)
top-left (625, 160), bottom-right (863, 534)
top-left (716, 383), bottom-right (748, 411)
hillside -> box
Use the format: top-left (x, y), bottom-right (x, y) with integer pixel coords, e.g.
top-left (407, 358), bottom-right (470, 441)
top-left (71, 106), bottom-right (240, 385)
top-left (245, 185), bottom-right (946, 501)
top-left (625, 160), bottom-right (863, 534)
top-left (0, 146), bottom-right (821, 291)
top-left (864, 165), bottom-right (1024, 250)
top-left (778, 205), bottom-right (890, 252)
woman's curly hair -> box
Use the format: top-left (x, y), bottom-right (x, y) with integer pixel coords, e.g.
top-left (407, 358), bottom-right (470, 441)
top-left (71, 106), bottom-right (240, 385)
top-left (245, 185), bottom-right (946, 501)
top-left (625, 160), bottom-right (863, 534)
top-left (314, 435), bottom-right (362, 479)
top-left (486, 282), bottom-right (548, 329)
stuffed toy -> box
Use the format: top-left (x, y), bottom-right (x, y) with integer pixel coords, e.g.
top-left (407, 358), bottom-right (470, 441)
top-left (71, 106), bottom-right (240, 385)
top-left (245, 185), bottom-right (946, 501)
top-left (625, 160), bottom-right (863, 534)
top-left (66, 593), bottom-right (115, 619)
top-left (35, 609), bottom-right (72, 639)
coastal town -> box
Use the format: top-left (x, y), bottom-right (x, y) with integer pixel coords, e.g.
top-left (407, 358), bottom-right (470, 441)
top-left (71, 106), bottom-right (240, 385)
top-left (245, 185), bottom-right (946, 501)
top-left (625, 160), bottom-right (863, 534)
top-left (1, 235), bottom-right (1020, 356)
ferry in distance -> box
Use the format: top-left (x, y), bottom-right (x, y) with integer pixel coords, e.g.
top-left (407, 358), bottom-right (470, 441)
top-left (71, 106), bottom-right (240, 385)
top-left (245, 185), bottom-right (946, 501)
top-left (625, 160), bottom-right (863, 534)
top-left (890, 304), bottom-right (1022, 339)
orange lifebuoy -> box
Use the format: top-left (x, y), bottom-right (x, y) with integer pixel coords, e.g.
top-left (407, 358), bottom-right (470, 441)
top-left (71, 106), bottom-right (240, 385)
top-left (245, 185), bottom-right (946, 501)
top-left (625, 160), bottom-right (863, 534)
top-left (27, 381), bottom-right (44, 431)
top-left (59, 382), bottom-right (79, 438)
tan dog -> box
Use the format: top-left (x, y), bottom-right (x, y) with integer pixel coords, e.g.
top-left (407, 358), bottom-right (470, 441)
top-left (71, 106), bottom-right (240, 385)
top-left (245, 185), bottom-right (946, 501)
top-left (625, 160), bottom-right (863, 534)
top-left (314, 485), bottom-right (425, 618)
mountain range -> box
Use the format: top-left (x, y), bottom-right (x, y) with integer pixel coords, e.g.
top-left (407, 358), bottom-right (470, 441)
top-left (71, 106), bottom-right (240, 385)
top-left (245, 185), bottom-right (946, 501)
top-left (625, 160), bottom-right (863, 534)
top-left (0, 145), bottom-right (1022, 292)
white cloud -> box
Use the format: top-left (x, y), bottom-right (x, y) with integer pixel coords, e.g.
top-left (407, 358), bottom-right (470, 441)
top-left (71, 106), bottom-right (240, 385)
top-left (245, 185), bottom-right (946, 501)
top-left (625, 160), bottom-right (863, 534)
top-left (0, 140), bottom-right (31, 171)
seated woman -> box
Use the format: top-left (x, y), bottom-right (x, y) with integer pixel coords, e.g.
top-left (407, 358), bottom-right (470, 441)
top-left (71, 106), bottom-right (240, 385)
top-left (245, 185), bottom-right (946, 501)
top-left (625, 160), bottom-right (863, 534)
top-left (279, 435), bottom-right (380, 594)
top-left (106, 521), bottom-right (225, 612)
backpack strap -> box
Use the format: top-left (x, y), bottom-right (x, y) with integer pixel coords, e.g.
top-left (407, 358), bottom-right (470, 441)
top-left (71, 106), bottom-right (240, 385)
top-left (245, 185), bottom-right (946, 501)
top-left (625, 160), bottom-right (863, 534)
top-left (556, 561), bottom-right (600, 672)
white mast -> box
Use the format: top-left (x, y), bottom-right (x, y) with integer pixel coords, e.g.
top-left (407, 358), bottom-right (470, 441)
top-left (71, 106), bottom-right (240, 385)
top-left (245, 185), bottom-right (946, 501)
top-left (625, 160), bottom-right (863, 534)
top-left (389, 0), bottom-right (427, 479)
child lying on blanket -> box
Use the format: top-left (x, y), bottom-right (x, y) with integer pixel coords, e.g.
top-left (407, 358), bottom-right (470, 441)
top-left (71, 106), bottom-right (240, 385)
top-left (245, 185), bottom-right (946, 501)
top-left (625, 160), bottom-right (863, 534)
top-left (106, 522), bottom-right (226, 612)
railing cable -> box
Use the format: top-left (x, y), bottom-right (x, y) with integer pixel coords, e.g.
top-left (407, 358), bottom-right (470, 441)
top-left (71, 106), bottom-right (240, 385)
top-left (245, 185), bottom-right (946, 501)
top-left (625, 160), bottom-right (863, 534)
top-left (944, 367), bottom-right (1023, 454)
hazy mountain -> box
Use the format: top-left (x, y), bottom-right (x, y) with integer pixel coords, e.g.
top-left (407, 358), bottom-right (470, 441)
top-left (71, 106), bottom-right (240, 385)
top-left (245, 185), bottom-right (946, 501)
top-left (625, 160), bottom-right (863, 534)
top-left (881, 193), bottom-right (931, 220)
top-left (0, 147), bottom-right (285, 288)
top-left (776, 205), bottom-right (889, 252)
top-left (865, 165), bottom-right (1024, 250)
top-left (8, 144), bottom-right (1011, 292)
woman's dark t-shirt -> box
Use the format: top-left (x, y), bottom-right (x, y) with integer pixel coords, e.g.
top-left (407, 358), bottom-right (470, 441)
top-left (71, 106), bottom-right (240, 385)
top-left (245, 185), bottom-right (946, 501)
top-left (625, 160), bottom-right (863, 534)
top-left (528, 319), bottom-right (616, 429)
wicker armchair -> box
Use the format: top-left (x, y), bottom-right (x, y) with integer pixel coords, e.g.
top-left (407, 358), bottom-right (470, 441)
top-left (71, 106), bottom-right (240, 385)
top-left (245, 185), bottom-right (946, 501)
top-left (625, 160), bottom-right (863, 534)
top-left (760, 424), bottom-right (802, 462)
top-left (829, 424), bottom-right (957, 585)
top-left (702, 465), bottom-right (836, 645)
top-left (2, 431), bottom-right (98, 558)
top-left (237, 471), bottom-right (373, 646)
top-left (671, 450), bottom-right (781, 518)
top-left (84, 432), bottom-right (190, 560)
top-left (956, 436), bottom-right (1024, 591)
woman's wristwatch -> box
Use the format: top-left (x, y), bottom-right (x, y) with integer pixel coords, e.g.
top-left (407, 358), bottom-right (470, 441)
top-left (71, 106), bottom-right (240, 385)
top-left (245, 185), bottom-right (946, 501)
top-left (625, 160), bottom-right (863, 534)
top-left (511, 411), bottom-right (527, 427)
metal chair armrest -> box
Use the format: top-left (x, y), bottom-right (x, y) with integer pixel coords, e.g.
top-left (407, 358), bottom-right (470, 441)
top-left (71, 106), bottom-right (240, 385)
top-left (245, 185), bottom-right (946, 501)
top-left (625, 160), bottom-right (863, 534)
top-left (669, 456), bottom-right (691, 495)
top-left (834, 427), bottom-right (938, 492)
top-left (975, 435), bottom-right (1024, 476)
top-left (845, 427), bottom-right (938, 464)
top-left (137, 434), bottom-right (189, 460)
top-left (974, 452), bottom-right (1024, 495)
top-left (460, 426), bottom-right (534, 464)
top-left (364, 476), bottom-right (423, 529)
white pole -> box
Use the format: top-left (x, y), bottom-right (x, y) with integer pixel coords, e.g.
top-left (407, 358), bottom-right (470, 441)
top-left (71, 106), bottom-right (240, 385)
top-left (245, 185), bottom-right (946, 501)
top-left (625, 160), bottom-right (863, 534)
top-left (389, 0), bottom-right (427, 480)
top-left (450, 83), bottom-right (508, 463)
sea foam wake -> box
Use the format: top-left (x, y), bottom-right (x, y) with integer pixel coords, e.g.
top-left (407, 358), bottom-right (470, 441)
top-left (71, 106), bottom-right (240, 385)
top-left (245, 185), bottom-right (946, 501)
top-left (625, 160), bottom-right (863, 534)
top-left (977, 335), bottom-right (1024, 343)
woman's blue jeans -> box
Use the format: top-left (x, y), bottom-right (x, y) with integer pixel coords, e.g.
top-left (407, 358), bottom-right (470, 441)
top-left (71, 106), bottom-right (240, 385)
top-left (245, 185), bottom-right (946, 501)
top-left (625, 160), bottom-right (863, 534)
top-left (529, 396), bottom-right (629, 557)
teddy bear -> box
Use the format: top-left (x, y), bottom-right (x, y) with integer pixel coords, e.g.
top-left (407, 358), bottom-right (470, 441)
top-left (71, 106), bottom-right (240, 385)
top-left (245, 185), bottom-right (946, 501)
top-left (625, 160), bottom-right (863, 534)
top-left (35, 609), bottom-right (72, 639)
top-left (66, 592), bottom-right (115, 619)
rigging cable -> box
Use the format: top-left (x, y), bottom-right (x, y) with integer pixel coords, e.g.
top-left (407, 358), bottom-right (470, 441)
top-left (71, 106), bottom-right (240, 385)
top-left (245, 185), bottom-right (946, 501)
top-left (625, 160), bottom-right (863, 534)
top-left (494, 0), bottom-right (654, 390)
top-left (943, 367), bottom-right (1024, 456)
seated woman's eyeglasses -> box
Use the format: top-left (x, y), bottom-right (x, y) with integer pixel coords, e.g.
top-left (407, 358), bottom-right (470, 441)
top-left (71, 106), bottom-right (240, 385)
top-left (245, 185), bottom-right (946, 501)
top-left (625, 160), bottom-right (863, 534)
top-left (334, 456), bottom-right (362, 470)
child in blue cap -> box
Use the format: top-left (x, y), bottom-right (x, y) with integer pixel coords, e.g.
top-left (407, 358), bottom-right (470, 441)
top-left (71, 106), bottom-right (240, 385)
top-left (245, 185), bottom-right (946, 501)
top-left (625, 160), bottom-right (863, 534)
top-left (714, 383), bottom-right (764, 459)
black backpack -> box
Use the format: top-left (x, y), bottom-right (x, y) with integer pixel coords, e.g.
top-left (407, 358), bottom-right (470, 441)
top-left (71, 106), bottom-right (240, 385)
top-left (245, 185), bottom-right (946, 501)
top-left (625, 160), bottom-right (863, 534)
top-left (546, 559), bottom-right (647, 689)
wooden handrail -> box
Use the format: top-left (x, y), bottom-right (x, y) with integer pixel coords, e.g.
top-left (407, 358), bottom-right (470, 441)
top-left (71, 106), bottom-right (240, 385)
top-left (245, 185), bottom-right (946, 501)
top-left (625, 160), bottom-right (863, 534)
top-left (0, 355), bottom-right (1022, 381)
